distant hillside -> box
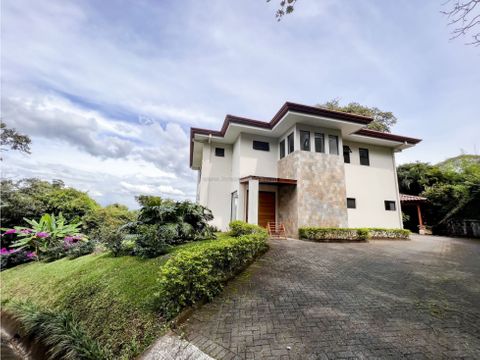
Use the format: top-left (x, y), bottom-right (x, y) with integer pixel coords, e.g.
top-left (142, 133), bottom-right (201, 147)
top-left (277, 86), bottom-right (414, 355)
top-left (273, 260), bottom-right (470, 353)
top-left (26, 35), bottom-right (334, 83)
top-left (437, 154), bottom-right (480, 170)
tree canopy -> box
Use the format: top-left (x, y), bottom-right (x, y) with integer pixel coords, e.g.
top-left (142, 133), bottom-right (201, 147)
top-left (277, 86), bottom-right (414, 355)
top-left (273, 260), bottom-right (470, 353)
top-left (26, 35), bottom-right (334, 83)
top-left (0, 122), bottom-right (31, 159)
top-left (317, 99), bottom-right (398, 133)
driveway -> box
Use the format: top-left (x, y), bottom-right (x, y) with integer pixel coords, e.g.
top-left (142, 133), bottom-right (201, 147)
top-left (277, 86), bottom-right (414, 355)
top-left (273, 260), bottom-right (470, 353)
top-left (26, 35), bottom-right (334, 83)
top-left (181, 236), bottom-right (480, 359)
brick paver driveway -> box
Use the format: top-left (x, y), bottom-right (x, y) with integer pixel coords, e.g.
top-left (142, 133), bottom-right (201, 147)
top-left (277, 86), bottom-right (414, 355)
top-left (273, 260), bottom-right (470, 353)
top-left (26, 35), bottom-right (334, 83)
top-left (182, 235), bottom-right (480, 359)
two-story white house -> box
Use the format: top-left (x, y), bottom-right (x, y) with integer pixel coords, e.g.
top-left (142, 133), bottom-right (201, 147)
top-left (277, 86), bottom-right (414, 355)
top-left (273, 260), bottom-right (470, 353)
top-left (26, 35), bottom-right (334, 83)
top-left (190, 102), bottom-right (421, 237)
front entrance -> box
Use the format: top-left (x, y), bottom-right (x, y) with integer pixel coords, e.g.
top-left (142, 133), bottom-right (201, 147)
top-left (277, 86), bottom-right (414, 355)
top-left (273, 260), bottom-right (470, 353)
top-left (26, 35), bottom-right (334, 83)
top-left (258, 191), bottom-right (276, 228)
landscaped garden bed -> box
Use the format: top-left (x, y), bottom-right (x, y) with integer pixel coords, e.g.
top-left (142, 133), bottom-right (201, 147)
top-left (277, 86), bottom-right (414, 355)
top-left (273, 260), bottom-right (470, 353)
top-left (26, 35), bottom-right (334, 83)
top-left (299, 227), bottom-right (410, 242)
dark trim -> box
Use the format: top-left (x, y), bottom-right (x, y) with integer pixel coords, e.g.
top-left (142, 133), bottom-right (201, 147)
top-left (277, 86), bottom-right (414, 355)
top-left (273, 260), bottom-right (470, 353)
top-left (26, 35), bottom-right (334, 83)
top-left (239, 176), bottom-right (297, 185)
top-left (190, 102), bottom-right (374, 167)
top-left (354, 129), bottom-right (422, 145)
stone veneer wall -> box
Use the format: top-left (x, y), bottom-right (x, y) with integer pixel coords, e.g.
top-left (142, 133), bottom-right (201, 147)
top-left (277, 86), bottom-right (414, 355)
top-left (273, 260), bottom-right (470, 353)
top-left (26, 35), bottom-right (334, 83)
top-left (278, 151), bottom-right (348, 238)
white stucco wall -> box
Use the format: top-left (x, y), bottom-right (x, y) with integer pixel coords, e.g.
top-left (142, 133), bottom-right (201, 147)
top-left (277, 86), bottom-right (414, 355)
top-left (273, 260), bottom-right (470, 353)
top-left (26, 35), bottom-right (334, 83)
top-left (238, 133), bottom-right (278, 178)
top-left (343, 141), bottom-right (402, 228)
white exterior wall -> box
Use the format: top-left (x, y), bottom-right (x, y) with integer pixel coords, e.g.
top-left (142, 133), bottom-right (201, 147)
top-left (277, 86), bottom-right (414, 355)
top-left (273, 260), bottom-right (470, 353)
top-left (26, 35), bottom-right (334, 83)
top-left (343, 141), bottom-right (402, 228)
top-left (238, 133), bottom-right (278, 178)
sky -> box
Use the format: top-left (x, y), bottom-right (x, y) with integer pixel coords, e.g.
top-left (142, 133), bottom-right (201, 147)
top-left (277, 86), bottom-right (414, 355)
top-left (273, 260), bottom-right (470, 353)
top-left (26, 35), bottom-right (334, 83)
top-left (2, 0), bottom-right (479, 208)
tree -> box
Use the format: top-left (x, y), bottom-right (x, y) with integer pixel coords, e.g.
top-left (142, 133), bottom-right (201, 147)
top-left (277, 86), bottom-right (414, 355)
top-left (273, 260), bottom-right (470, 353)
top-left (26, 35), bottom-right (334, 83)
top-left (318, 99), bottom-right (397, 133)
top-left (267, 0), bottom-right (297, 21)
top-left (0, 122), bottom-right (31, 158)
top-left (442, 0), bottom-right (480, 46)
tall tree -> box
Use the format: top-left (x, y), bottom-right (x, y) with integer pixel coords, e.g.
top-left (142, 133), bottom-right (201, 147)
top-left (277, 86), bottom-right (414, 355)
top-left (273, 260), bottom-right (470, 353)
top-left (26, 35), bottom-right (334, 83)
top-left (318, 99), bottom-right (398, 133)
top-left (0, 122), bottom-right (32, 158)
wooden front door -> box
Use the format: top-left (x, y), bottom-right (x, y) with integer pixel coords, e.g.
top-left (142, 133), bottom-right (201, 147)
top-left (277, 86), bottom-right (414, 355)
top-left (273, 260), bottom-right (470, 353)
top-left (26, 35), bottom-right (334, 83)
top-left (258, 191), bottom-right (276, 228)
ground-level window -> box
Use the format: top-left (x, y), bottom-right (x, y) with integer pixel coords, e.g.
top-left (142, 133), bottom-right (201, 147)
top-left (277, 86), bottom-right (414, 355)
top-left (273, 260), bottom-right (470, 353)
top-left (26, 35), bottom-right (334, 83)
top-left (215, 147), bottom-right (225, 157)
top-left (347, 198), bottom-right (356, 209)
top-left (343, 146), bottom-right (351, 163)
top-left (231, 191), bottom-right (238, 221)
top-left (384, 200), bottom-right (396, 211)
top-left (359, 148), bottom-right (370, 166)
top-left (280, 139), bottom-right (285, 158)
top-left (253, 140), bottom-right (270, 151)
top-left (300, 130), bottom-right (310, 151)
top-left (329, 135), bottom-right (339, 155)
top-left (315, 133), bottom-right (325, 153)
top-left (287, 132), bottom-right (294, 154)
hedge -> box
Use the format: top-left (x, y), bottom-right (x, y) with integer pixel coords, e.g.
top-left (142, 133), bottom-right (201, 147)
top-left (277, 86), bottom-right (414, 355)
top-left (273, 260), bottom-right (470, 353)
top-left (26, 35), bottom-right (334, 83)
top-left (154, 231), bottom-right (268, 319)
top-left (299, 227), bottom-right (410, 241)
top-left (229, 220), bottom-right (268, 237)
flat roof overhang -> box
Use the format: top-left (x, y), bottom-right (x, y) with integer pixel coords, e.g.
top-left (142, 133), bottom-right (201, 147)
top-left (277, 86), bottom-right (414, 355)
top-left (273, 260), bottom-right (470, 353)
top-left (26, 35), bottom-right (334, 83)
top-left (239, 176), bottom-right (297, 186)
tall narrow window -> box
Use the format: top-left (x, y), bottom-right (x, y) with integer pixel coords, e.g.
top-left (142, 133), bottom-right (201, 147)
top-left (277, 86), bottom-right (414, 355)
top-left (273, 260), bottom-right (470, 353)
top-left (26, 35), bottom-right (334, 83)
top-left (300, 130), bottom-right (310, 151)
top-left (215, 147), bottom-right (225, 157)
top-left (384, 200), bottom-right (396, 211)
top-left (280, 139), bottom-right (285, 159)
top-left (329, 135), bottom-right (339, 155)
top-left (287, 132), bottom-right (294, 154)
top-left (359, 148), bottom-right (370, 166)
top-left (343, 146), bottom-right (351, 163)
top-left (315, 133), bottom-right (325, 153)
top-left (231, 191), bottom-right (238, 221)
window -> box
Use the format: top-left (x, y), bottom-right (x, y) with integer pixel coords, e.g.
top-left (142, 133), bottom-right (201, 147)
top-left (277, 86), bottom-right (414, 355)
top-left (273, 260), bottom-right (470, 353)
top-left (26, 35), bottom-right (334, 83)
top-left (347, 198), bottom-right (356, 209)
top-left (384, 200), bottom-right (396, 211)
top-left (287, 132), bottom-right (294, 154)
top-left (300, 130), bottom-right (310, 151)
top-left (215, 147), bottom-right (224, 157)
top-left (253, 140), bottom-right (270, 151)
top-left (329, 135), bottom-right (339, 155)
top-left (315, 133), bottom-right (325, 153)
top-left (279, 139), bottom-right (285, 158)
top-left (359, 148), bottom-right (370, 166)
top-left (231, 191), bottom-right (238, 221)
top-left (343, 146), bottom-right (351, 163)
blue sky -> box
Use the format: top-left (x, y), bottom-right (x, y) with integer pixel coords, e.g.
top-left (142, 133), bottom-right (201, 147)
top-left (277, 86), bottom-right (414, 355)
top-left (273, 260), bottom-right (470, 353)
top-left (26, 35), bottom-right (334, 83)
top-left (2, 0), bottom-right (479, 208)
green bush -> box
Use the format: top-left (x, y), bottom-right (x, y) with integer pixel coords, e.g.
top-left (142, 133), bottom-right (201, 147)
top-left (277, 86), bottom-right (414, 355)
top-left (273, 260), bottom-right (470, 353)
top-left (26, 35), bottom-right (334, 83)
top-left (299, 227), bottom-right (410, 241)
top-left (229, 220), bottom-right (268, 237)
top-left (155, 233), bottom-right (268, 319)
top-left (134, 224), bottom-right (170, 258)
top-left (9, 302), bottom-right (106, 360)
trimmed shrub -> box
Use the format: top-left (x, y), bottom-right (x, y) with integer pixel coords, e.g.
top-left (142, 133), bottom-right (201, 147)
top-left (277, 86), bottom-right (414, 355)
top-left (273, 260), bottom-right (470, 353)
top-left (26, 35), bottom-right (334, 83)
top-left (155, 233), bottom-right (268, 319)
top-left (299, 227), bottom-right (410, 241)
top-left (229, 220), bottom-right (268, 237)
top-left (9, 302), bottom-right (106, 360)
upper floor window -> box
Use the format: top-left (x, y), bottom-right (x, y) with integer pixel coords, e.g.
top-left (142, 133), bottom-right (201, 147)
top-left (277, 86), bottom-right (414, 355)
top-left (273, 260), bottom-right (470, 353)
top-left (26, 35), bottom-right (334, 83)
top-left (384, 200), bottom-right (396, 211)
top-left (329, 135), bottom-right (339, 155)
top-left (253, 140), bottom-right (270, 151)
top-left (343, 146), bottom-right (351, 163)
top-left (300, 130), bottom-right (310, 151)
top-left (359, 148), bottom-right (370, 166)
top-left (287, 132), bottom-right (294, 154)
top-left (347, 198), bottom-right (356, 209)
top-left (215, 147), bottom-right (225, 157)
top-left (315, 133), bottom-right (325, 153)
top-left (279, 139), bottom-right (285, 159)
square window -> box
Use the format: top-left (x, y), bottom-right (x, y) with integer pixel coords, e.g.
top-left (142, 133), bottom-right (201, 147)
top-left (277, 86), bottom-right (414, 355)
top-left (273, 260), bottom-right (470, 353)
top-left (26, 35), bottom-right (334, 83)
top-left (359, 148), bottom-right (370, 166)
top-left (384, 200), bottom-right (396, 211)
top-left (287, 132), bottom-right (294, 154)
top-left (315, 133), bottom-right (325, 153)
top-left (280, 139), bottom-right (285, 158)
top-left (329, 135), bottom-right (339, 155)
top-left (300, 130), bottom-right (310, 151)
top-left (347, 198), bottom-right (356, 209)
top-left (343, 146), bottom-right (351, 163)
top-left (253, 140), bottom-right (270, 151)
top-left (215, 147), bottom-right (225, 157)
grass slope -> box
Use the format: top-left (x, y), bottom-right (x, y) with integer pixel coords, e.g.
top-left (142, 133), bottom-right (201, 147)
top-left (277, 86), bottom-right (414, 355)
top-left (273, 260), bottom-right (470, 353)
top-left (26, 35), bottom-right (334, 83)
top-left (1, 239), bottom-right (220, 359)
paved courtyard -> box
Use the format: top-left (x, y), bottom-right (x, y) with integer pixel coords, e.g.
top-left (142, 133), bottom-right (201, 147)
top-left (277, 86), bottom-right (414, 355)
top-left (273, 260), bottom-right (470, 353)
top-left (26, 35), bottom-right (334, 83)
top-left (181, 235), bottom-right (480, 359)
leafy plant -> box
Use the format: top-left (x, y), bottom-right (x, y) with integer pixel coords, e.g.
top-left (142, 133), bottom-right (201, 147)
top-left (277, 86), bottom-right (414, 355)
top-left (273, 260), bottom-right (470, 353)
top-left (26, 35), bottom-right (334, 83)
top-left (229, 221), bottom-right (268, 237)
top-left (134, 224), bottom-right (169, 258)
top-left (0, 248), bottom-right (36, 270)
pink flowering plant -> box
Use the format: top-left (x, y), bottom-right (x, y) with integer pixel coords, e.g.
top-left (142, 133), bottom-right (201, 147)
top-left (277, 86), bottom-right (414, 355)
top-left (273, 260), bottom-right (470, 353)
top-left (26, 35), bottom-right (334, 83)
top-left (3, 213), bottom-right (87, 256)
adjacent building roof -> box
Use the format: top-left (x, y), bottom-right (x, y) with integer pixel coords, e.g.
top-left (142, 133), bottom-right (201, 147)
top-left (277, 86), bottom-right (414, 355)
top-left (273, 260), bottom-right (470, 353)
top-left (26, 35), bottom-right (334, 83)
top-left (400, 194), bottom-right (427, 203)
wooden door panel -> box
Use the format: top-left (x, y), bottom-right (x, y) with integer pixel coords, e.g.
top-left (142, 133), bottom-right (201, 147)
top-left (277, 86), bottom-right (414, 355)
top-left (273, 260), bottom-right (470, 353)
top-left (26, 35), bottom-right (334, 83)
top-left (258, 191), bottom-right (275, 228)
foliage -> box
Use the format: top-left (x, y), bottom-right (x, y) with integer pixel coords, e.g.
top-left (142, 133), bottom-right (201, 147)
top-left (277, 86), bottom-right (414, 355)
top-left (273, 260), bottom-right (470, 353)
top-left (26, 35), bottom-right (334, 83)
top-left (134, 224), bottom-right (170, 258)
top-left (135, 195), bottom-right (175, 207)
top-left (0, 178), bottom-right (100, 230)
top-left (0, 248), bottom-right (36, 271)
top-left (229, 220), bottom-right (268, 237)
top-left (154, 233), bottom-right (269, 319)
top-left (8, 301), bottom-right (106, 360)
top-left (298, 227), bottom-right (410, 241)
top-left (0, 121), bottom-right (31, 158)
top-left (267, 0), bottom-right (297, 21)
top-left (318, 99), bottom-right (397, 133)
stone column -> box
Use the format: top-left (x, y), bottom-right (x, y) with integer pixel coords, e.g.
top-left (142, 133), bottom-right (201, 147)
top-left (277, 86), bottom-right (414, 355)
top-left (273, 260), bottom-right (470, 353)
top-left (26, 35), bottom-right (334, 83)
top-left (247, 179), bottom-right (259, 225)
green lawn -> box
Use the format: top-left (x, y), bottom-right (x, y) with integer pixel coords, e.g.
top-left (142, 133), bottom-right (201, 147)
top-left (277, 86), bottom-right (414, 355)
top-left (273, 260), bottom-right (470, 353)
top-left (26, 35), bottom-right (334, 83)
top-left (1, 238), bottom-right (221, 359)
